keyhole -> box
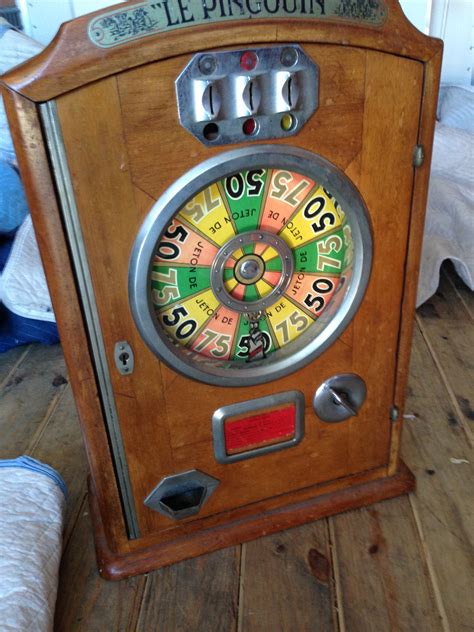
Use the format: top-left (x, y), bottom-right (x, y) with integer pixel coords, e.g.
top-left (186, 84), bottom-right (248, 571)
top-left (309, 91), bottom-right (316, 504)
top-left (115, 341), bottom-right (134, 375)
top-left (119, 351), bottom-right (129, 370)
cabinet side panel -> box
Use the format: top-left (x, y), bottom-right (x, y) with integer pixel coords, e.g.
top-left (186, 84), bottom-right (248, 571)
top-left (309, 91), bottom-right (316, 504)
top-left (1, 88), bottom-right (128, 552)
top-left (389, 48), bottom-right (443, 474)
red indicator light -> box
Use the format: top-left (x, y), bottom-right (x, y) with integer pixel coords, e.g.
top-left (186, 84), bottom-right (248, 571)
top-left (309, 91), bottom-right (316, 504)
top-left (242, 118), bottom-right (258, 136)
top-left (240, 51), bottom-right (258, 71)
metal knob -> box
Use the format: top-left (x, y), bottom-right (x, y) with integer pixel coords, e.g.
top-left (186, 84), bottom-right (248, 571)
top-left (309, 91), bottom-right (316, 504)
top-left (313, 374), bottom-right (366, 423)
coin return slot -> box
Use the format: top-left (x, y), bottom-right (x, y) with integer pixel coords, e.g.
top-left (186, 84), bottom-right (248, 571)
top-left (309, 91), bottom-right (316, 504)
top-left (144, 470), bottom-right (220, 520)
top-left (160, 485), bottom-right (205, 513)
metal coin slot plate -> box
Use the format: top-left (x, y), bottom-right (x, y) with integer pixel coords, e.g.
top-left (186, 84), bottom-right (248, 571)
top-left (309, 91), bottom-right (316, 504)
top-left (176, 45), bottom-right (319, 146)
top-left (313, 374), bottom-right (367, 423)
top-left (213, 391), bottom-right (305, 464)
top-left (144, 470), bottom-right (220, 520)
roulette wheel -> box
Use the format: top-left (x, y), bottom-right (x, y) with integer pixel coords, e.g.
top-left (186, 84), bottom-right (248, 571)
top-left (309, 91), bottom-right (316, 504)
top-left (129, 147), bottom-right (370, 387)
top-left (1, 0), bottom-right (442, 579)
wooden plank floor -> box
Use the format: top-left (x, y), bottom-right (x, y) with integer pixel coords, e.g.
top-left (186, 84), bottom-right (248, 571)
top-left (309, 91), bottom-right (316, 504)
top-left (0, 264), bottom-right (472, 632)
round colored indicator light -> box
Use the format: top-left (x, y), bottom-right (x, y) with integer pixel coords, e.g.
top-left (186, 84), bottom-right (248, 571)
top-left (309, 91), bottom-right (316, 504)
top-left (240, 51), bottom-right (258, 71)
top-left (281, 113), bottom-right (295, 132)
top-left (243, 118), bottom-right (258, 136)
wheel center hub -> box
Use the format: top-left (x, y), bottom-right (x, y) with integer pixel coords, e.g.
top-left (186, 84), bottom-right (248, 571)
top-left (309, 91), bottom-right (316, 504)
top-left (235, 255), bottom-right (265, 285)
top-left (210, 230), bottom-right (295, 314)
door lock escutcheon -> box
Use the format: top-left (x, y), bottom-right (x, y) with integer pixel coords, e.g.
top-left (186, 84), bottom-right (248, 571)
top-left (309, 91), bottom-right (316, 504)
top-left (114, 341), bottom-right (134, 375)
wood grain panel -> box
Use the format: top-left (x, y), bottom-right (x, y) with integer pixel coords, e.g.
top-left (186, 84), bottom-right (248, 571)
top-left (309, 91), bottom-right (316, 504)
top-left (403, 324), bottom-right (474, 631)
top-left (389, 48), bottom-right (442, 474)
top-left (1, 0), bottom-right (442, 577)
top-left (332, 497), bottom-right (443, 630)
top-left (137, 548), bottom-right (240, 631)
top-left (417, 272), bottom-right (474, 442)
top-left (348, 51), bottom-right (423, 473)
top-left (0, 344), bottom-right (67, 458)
top-left (239, 521), bottom-right (336, 632)
top-left (55, 77), bottom-right (174, 535)
top-left (116, 44), bottom-right (366, 199)
top-left (54, 45), bottom-right (424, 540)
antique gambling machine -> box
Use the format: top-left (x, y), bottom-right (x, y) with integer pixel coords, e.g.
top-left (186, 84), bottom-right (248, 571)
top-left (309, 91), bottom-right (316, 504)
top-left (1, 0), bottom-right (441, 579)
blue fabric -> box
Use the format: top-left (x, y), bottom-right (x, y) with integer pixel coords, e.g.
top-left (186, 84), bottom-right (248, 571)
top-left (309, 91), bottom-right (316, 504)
top-left (0, 304), bottom-right (59, 353)
top-left (0, 161), bottom-right (29, 234)
top-left (0, 233), bottom-right (60, 352)
top-left (0, 234), bottom-right (13, 268)
top-left (0, 455), bottom-right (67, 497)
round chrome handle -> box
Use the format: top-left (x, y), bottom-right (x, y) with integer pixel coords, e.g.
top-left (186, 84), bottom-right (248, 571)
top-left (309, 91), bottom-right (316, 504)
top-left (313, 374), bottom-right (367, 423)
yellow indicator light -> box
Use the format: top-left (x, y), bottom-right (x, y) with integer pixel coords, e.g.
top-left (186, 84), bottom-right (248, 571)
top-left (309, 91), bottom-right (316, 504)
top-left (281, 113), bottom-right (295, 132)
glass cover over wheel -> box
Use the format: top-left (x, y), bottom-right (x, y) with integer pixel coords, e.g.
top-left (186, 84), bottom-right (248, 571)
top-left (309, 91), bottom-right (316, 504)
top-left (129, 146), bottom-right (372, 386)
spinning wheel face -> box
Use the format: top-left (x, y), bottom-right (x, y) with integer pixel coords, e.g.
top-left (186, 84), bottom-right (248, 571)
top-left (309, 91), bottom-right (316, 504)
top-left (130, 146), bottom-right (372, 385)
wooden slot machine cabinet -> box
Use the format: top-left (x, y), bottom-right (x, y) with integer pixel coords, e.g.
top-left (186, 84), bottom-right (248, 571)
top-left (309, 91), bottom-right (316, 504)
top-left (1, 0), bottom-right (442, 579)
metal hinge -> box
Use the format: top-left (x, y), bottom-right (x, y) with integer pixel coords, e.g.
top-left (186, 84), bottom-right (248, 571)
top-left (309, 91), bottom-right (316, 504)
top-left (413, 144), bottom-right (425, 168)
top-left (390, 406), bottom-right (399, 422)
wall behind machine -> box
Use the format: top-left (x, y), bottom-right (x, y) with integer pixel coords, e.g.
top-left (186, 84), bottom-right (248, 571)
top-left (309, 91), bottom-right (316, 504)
top-left (17, 0), bottom-right (125, 46)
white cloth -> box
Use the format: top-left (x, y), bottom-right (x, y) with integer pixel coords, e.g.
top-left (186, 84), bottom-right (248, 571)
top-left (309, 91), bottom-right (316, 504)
top-left (0, 457), bottom-right (66, 632)
top-left (416, 122), bottom-right (474, 306)
top-left (0, 20), bottom-right (44, 163)
top-left (438, 84), bottom-right (474, 133)
top-left (0, 214), bottom-right (55, 321)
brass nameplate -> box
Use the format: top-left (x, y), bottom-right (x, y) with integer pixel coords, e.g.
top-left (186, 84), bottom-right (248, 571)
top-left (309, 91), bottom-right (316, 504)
top-left (89, 0), bottom-right (388, 49)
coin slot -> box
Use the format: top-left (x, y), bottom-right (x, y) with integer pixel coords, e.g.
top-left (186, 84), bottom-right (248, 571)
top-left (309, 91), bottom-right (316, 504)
top-left (202, 83), bottom-right (221, 119)
top-left (177, 45), bottom-right (318, 145)
top-left (243, 78), bottom-right (261, 114)
top-left (209, 85), bottom-right (214, 115)
top-left (282, 74), bottom-right (299, 110)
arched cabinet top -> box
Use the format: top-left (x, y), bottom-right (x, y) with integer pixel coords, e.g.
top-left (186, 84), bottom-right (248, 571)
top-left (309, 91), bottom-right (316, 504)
top-left (1, 0), bottom-right (441, 102)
